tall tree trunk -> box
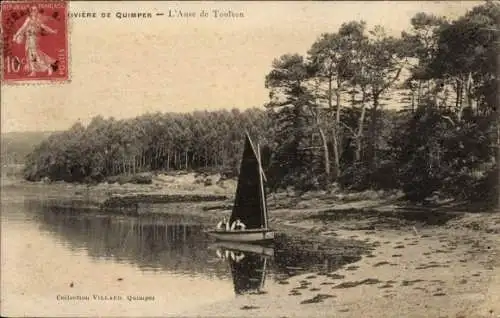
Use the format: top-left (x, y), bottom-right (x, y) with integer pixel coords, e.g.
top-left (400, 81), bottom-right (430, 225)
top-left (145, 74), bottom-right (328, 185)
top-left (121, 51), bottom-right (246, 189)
top-left (355, 88), bottom-right (367, 162)
top-left (417, 80), bottom-right (422, 108)
top-left (456, 76), bottom-right (465, 121)
top-left (367, 92), bottom-right (380, 167)
top-left (318, 127), bottom-right (330, 178)
top-left (455, 79), bottom-right (461, 110)
top-left (465, 72), bottom-right (473, 110)
top-left (331, 82), bottom-right (342, 179)
top-left (327, 76), bottom-right (339, 180)
top-left (411, 89), bottom-right (415, 113)
top-left (153, 147), bottom-right (159, 170)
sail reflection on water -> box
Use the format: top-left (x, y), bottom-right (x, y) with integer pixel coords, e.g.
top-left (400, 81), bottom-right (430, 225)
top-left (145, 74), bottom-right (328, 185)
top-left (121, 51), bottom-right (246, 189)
top-left (211, 243), bottom-right (272, 295)
top-left (230, 252), bottom-right (268, 295)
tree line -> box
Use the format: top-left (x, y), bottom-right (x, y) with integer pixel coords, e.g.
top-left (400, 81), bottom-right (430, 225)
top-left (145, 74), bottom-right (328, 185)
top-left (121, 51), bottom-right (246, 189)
top-left (23, 109), bottom-right (270, 182)
top-left (23, 1), bottom-right (498, 205)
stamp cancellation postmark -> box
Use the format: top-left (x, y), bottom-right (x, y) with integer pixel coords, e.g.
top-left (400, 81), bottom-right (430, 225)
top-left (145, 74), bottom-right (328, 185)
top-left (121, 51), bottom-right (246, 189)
top-left (1, 0), bottom-right (69, 84)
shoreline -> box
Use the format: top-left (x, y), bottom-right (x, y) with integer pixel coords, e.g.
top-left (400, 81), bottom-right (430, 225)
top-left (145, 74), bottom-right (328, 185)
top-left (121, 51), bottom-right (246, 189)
top-left (180, 210), bottom-right (500, 318)
top-left (2, 175), bottom-right (500, 317)
top-left (179, 222), bottom-right (500, 318)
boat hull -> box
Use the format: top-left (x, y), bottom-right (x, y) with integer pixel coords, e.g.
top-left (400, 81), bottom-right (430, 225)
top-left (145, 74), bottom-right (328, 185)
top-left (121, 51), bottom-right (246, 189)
top-left (205, 229), bottom-right (275, 243)
top-left (208, 241), bottom-right (274, 257)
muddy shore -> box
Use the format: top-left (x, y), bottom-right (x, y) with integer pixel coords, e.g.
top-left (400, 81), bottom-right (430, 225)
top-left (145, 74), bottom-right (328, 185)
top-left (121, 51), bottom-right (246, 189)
top-left (177, 207), bottom-right (500, 318)
top-left (2, 173), bottom-right (499, 317)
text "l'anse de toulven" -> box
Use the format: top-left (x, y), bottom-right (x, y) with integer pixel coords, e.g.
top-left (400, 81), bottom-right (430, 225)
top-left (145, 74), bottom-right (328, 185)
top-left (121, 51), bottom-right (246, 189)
top-left (168, 9), bottom-right (244, 18)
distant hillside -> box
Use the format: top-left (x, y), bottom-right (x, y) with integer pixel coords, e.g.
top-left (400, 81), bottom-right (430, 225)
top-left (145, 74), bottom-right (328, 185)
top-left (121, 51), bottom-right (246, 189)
top-left (1, 131), bottom-right (58, 165)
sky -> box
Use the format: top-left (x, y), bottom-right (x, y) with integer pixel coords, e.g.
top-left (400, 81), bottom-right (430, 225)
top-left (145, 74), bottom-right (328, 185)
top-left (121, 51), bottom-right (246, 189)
top-left (0, 1), bottom-right (482, 133)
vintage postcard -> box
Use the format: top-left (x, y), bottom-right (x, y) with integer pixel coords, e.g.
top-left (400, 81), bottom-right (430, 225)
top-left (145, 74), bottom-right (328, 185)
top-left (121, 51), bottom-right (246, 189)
top-left (1, 1), bottom-right (498, 317)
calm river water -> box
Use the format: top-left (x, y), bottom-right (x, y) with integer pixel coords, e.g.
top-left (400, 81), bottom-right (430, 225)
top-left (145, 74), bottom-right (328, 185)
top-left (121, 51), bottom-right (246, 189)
top-left (1, 186), bottom-right (360, 316)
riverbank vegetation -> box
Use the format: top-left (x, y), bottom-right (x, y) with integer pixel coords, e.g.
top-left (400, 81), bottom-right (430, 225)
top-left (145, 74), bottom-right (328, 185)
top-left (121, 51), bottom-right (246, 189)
top-left (18, 2), bottom-right (499, 208)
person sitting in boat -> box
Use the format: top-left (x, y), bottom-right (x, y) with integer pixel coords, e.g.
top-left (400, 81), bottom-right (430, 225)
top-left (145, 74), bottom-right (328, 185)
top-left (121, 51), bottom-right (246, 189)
top-left (216, 217), bottom-right (230, 231)
top-left (233, 251), bottom-right (245, 263)
top-left (231, 219), bottom-right (246, 231)
top-left (216, 248), bottom-right (224, 259)
top-left (216, 248), bottom-right (231, 260)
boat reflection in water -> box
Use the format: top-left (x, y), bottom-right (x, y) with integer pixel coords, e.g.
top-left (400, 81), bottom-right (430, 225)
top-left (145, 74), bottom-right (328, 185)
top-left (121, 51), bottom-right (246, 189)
top-left (209, 242), bottom-right (273, 295)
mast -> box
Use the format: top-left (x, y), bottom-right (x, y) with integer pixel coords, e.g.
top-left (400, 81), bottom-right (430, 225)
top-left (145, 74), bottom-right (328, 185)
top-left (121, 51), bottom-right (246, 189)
top-left (257, 143), bottom-right (268, 229)
top-left (260, 257), bottom-right (267, 290)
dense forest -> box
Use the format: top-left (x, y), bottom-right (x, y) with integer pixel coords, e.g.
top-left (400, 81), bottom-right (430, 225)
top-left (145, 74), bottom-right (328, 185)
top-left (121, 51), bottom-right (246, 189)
top-left (22, 2), bottom-right (498, 206)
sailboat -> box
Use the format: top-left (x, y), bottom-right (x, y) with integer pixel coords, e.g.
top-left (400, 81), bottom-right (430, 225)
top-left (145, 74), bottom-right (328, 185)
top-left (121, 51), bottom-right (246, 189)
top-left (206, 133), bottom-right (275, 243)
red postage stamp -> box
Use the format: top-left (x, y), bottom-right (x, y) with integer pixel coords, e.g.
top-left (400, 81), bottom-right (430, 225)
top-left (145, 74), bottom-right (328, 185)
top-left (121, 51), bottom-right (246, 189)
top-left (1, 0), bottom-right (69, 84)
